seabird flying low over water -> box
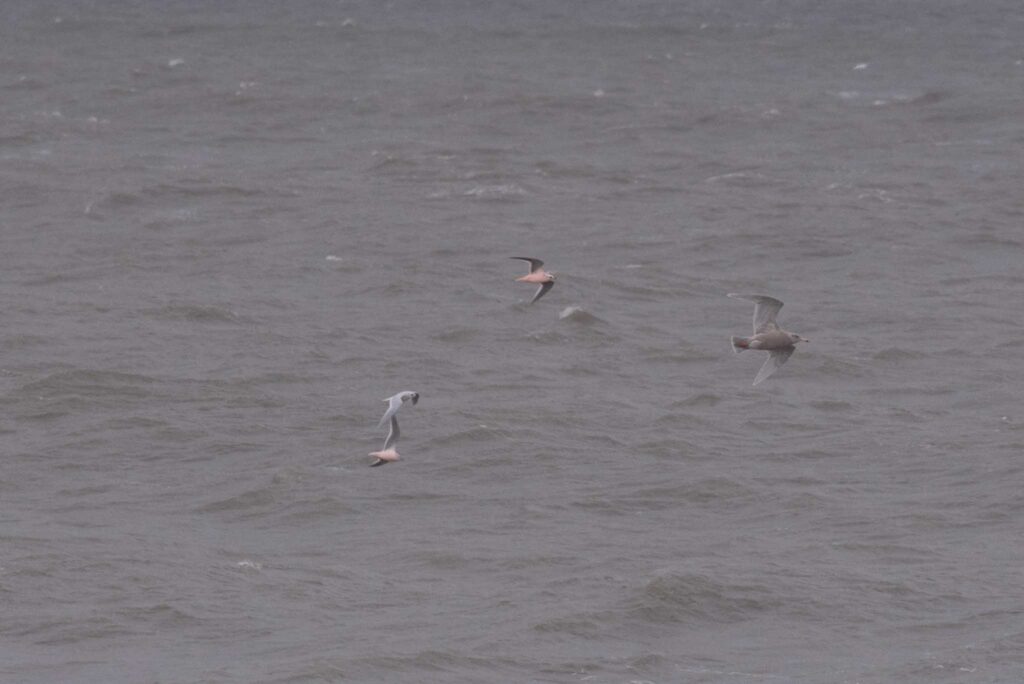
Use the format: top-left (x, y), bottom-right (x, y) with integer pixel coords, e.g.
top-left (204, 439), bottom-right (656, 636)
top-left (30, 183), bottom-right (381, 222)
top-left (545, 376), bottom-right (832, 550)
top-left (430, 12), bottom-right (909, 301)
top-left (369, 415), bottom-right (402, 467)
top-left (378, 391), bottom-right (419, 428)
top-left (728, 293), bottom-right (809, 386)
top-left (510, 257), bottom-right (556, 304)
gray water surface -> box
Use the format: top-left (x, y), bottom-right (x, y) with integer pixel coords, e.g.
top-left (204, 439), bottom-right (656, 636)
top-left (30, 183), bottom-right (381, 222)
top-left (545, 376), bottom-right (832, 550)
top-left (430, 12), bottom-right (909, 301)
top-left (2, 2), bottom-right (1024, 682)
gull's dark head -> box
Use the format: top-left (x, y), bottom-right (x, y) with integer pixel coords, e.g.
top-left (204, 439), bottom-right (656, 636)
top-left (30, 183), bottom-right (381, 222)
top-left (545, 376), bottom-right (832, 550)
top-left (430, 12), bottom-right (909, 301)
top-left (409, 392), bottom-right (420, 405)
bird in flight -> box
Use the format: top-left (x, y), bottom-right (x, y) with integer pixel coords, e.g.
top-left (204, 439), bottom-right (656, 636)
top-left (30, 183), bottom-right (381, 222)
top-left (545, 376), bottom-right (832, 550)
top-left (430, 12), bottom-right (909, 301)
top-left (370, 391), bottom-right (419, 467)
top-left (728, 294), bottom-right (809, 385)
top-left (377, 391), bottom-right (419, 428)
top-left (510, 257), bottom-right (556, 304)
top-left (369, 414), bottom-right (402, 467)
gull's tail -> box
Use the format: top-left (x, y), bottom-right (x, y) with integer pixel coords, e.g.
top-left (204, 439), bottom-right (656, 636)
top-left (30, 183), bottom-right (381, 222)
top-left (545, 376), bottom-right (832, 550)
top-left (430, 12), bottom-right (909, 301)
top-left (731, 336), bottom-right (750, 353)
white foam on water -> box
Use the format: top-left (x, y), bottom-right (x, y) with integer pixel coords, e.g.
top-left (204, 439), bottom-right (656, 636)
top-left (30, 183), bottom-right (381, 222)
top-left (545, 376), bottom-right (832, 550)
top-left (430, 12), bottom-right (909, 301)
top-left (559, 306), bottom-right (583, 319)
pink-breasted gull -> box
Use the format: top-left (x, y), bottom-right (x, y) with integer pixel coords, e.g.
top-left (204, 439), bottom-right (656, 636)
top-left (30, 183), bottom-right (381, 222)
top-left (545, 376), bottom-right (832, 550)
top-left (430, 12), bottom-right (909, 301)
top-left (510, 257), bottom-right (555, 304)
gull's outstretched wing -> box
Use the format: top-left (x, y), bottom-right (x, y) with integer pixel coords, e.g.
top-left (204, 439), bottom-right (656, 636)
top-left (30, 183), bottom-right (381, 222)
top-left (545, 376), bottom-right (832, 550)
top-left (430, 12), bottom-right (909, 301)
top-left (530, 281), bottom-right (554, 304)
top-left (377, 391), bottom-right (418, 427)
top-left (510, 257), bottom-right (544, 273)
top-left (382, 415), bottom-right (400, 451)
top-left (752, 346), bottom-right (795, 386)
top-left (378, 394), bottom-right (403, 427)
top-left (728, 293), bottom-right (785, 333)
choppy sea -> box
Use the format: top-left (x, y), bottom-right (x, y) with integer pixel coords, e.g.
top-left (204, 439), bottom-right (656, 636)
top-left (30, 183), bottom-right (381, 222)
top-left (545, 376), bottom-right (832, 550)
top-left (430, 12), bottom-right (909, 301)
top-left (2, 1), bottom-right (1023, 682)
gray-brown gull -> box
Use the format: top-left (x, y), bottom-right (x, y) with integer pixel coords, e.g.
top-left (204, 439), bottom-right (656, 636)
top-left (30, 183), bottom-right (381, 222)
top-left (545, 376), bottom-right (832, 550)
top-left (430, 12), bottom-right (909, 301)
top-left (728, 293), bottom-right (809, 385)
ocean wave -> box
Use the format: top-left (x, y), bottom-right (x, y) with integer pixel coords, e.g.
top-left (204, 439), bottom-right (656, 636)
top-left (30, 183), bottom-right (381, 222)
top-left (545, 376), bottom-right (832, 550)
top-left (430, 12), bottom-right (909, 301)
top-left (532, 612), bottom-right (607, 638)
top-left (557, 306), bottom-right (604, 324)
top-left (143, 303), bottom-right (241, 323)
top-left (13, 369), bottom-right (157, 404)
top-left (674, 392), bottom-right (723, 407)
top-left (809, 399), bottom-right (854, 412)
top-left (461, 184), bottom-right (527, 201)
top-left (425, 425), bottom-right (508, 449)
top-left (629, 570), bottom-right (783, 624)
top-left (872, 347), bottom-right (928, 362)
top-left (195, 487), bottom-right (276, 514)
top-left (433, 327), bottom-right (480, 343)
top-left (630, 479), bottom-right (758, 507)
